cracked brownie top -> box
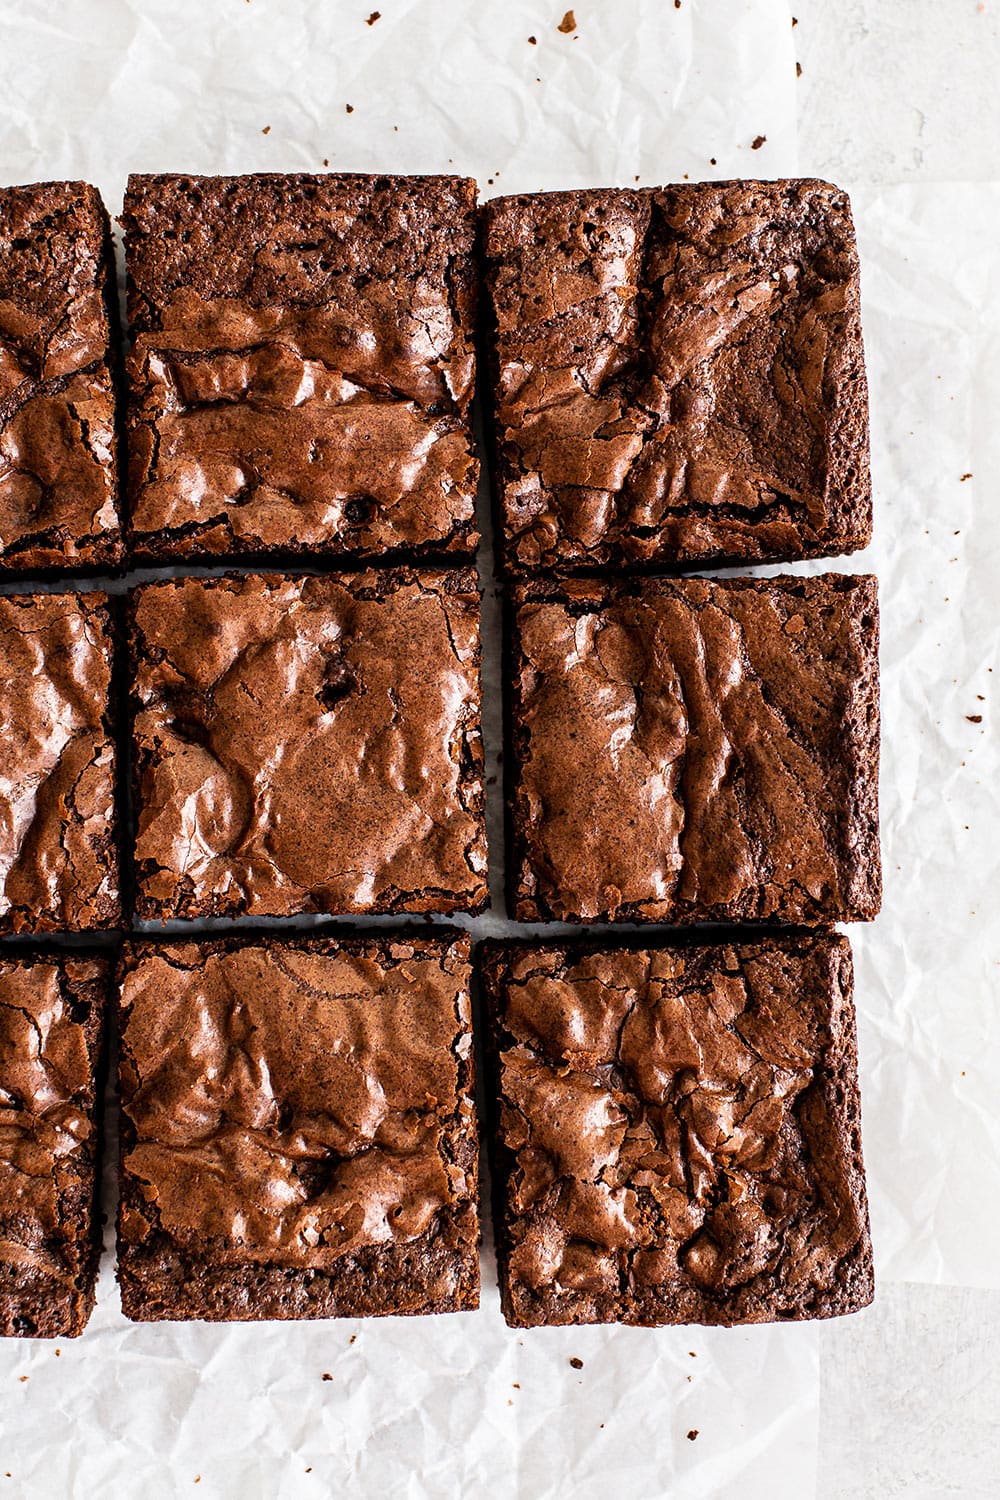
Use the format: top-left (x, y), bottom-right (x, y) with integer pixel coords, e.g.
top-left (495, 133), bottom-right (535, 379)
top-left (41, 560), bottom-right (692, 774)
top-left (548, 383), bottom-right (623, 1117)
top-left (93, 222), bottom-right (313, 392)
top-left (117, 935), bottom-right (479, 1319)
top-left (484, 179), bottom-right (871, 573)
top-left (482, 935), bottom-right (873, 1327)
top-left (0, 951), bottom-right (107, 1337)
top-left (128, 569), bottom-right (487, 920)
top-left (0, 591), bottom-right (119, 933)
top-left (122, 173), bottom-right (479, 562)
top-left (0, 181), bottom-right (121, 571)
top-left (507, 571), bottom-right (880, 925)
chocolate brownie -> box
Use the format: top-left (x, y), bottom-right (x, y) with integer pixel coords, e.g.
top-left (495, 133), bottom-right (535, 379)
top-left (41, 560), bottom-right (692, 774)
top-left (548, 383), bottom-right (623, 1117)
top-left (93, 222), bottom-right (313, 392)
top-left (507, 572), bottom-right (880, 924)
top-left (481, 934), bottom-right (873, 1327)
top-left (484, 180), bottom-right (871, 573)
top-left (0, 591), bottom-right (120, 932)
top-left (0, 181), bottom-right (122, 571)
top-left (129, 569), bottom-right (486, 920)
top-left (122, 173), bottom-right (479, 562)
top-left (0, 952), bottom-right (108, 1337)
top-left (117, 934), bottom-right (479, 1321)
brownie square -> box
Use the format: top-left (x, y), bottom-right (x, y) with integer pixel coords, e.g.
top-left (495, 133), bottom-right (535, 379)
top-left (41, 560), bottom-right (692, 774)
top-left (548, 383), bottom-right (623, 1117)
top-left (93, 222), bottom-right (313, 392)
top-left (123, 173), bottom-right (479, 562)
top-left (117, 934), bottom-right (479, 1321)
top-left (0, 591), bottom-right (120, 932)
top-left (0, 181), bottom-right (122, 572)
top-left (482, 934), bottom-right (873, 1328)
top-left (484, 179), bottom-right (871, 573)
top-left (0, 952), bottom-right (108, 1337)
top-left (507, 572), bottom-right (880, 925)
top-left (129, 569), bottom-right (486, 919)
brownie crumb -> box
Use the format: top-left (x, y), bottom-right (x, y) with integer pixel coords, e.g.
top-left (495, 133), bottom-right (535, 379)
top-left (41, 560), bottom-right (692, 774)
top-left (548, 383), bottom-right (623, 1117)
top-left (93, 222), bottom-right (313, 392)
top-left (349, 1334), bottom-right (357, 1344)
top-left (569, 1357), bottom-right (584, 1370)
top-left (557, 10), bottom-right (576, 32)
top-left (687, 1430), bottom-right (699, 1442)
top-left (960, 472), bottom-right (973, 480)
top-left (322, 1373), bottom-right (333, 1382)
top-left (345, 103), bottom-right (354, 113)
top-left (261, 125), bottom-right (270, 134)
top-left (751, 134), bottom-right (766, 149)
top-left (366, 10), bottom-right (380, 22)
top-left (528, 34), bottom-right (537, 43)
top-left (967, 714), bottom-right (983, 723)
top-left (796, 61), bottom-right (803, 76)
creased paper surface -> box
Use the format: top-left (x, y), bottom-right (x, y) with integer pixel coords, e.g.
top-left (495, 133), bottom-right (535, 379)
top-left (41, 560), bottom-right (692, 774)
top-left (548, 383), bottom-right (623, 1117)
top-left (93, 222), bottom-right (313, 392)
top-left (0, 0), bottom-right (998, 1496)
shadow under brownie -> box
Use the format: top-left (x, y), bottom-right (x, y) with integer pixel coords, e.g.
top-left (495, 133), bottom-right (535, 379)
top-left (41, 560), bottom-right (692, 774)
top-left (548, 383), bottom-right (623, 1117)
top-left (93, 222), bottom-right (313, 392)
top-left (0, 952), bottom-right (108, 1338)
top-left (480, 933), bottom-right (873, 1328)
top-left (483, 179), bottom-right (871, 574)
top-left (0, 180), bottom-right (122, 573)
top-left (128, 568), bottom-right (487, 920)
top-left (506, 571), bottom-right (880, 926)
top-left (122, 172), bottom-right (479, 564)
top-left (116, 934), bottom-right (479, 1321)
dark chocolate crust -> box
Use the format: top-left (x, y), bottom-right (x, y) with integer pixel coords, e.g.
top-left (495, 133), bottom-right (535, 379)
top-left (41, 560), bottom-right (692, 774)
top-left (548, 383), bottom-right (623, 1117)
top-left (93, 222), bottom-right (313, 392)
top-left (116, 934), bottom-right (479, 1321)
top-left (506, 571), bottom-right (880, 925)
top-left (483, 179), bottom-right (871, 574)
top-left (0, 181), bottom-right (123, 572)
top-left (0, 952), bottom-right (108, 1337)
top-left (481, 934), bottom-right (873, 1328)
top-left (128, 568), bottom-right (487, 920)
top-left (0, 591), bottom-right (120, 933)
top-left (122, 172), bottom-right (479, 563)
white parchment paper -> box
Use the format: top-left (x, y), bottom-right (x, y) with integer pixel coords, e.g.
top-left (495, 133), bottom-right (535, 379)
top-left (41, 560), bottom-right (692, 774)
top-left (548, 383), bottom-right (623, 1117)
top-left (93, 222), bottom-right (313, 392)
top-left (0, 1), bottom-right (998, 1495)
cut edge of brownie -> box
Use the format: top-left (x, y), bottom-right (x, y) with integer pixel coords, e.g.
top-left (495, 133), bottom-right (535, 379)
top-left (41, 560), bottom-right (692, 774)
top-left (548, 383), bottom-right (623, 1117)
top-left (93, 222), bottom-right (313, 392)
top-left (115, 930), bottom-right (481, 1321)
top-left (126, 567), bottom-right (488, 923)
top-left (0, 181), bottom-right (125, 577)
top-left (478, 932), bottom-right (874, 1329)
top-left (0, 950), bottom-right (110, 1338)
top-left (482, 178), bottom-right (872, 577)
top-left (505, 572), bottom-right (881, 926)
top-left (0, 589), bottom-right (122, 936)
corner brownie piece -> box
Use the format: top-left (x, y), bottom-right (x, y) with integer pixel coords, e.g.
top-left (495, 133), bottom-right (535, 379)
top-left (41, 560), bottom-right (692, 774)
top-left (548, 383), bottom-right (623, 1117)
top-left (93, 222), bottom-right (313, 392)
top-left (0, 952), bottom-right (108, 1337)
top-left (0, 181), bottom-right (121, 571)
top-left (129, 569), bottom-right (486, 919)
top-left (0, 592), bottom-right (120, 932)
top-left (482, 934), bottom-right (873, 1327)
top-left (507, 572), bottom-right (880, 925)
top-left (117, 934), bottom-right (479, 1321)
top-left (484, 180), bottom-right (871, 573)
top-left (123, 173), bottom-right (479, 562)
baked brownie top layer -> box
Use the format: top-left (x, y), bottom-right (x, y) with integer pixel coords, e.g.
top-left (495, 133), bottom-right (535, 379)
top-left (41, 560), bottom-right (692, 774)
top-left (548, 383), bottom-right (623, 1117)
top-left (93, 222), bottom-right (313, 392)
top-left (483, 935), bottom-right (872, 1326)
top-left (123, 173), bottom-right (479, 560)
top-left (118, 936), bottom-right (477, 1274)
top-left (0, 592), bottom-right (119, 932)
top-left (0, 181), bottom-right (121, 571)
top-left (0, 952), bottom-right (107, 1336)
top-left (484, 179), bottom-right (871, 572)
top-left (129, 569), bottom-right (486, 919)
top-left (509, 572), bottom-right (880, 924)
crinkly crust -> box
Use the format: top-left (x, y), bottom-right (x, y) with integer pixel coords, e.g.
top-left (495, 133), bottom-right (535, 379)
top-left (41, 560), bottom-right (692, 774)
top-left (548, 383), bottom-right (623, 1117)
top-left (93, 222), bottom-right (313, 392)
top-left (507, 571), bottom-right (880, 925)
top-left (123, 173), bottom-right (479, 561)
top-left (0, 181), bottom-right (122, 572)
top-left (0, 953), bottom-right (108, 1337)
top-left (128, 569), bottom-right (487, 919)
top-left (484, 179), bottom-right (871, 573)
top-left (482, 934), bottom-right (873, 1327)
top-left (0, 591), bottom-right (120, 932)
top-left (117, 934), bottom-right (479, 1321)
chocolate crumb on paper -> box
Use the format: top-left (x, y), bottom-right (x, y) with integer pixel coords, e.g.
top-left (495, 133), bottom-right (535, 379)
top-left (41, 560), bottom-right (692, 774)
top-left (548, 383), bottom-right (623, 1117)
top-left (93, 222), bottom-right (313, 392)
top-left (967, 714), bottom-right (983, 723)
top-left (261, 125), bottom-right (270, 134)
top-left (345, 103), bottom-right (354, 113)
top-left (569, 1357), bottom-right (584, 1370)
top-left (687, 1430), bottom-right (699, 1442)
top-left (366, 10), bottom-right (381, 22)
top-left (751, 133), bottom-right (766, 149)
top-left (528, 34), bottom-right (537, 43)
top-left (558, 10), bottom-right (576, 33)
top-left (960, 472), bottom-right (973, 480)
